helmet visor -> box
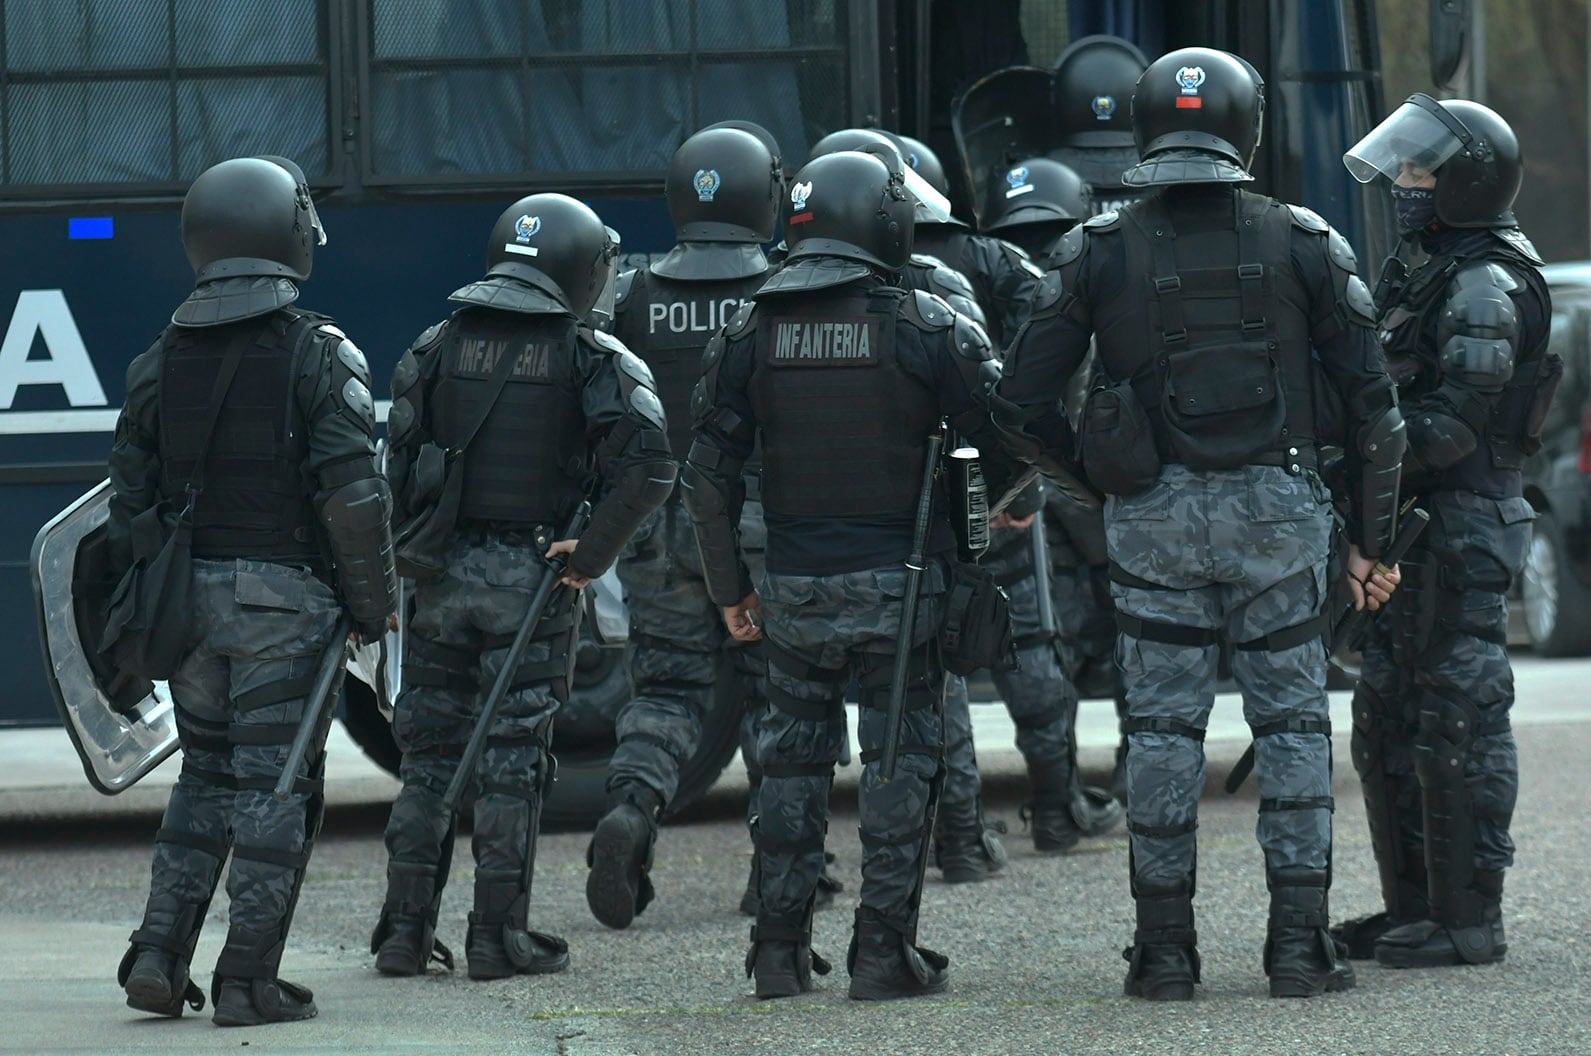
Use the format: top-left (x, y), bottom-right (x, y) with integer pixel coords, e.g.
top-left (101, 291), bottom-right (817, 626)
top-left (1344, 100), bottom-right (1464, 184)
top-left (586, 226), bottom-right (621, 329)
top-left (903, 163), bottom-right (953, 224)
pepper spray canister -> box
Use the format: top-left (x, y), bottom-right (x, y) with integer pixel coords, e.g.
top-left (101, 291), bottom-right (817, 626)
top-left (945, 446), bottom-right (990, 562)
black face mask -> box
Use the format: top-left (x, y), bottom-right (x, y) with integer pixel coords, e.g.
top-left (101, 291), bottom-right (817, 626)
top-left (1390, 183), bottom-right (1438, 232)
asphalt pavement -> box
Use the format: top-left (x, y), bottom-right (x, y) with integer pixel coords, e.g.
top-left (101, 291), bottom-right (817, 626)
top-left (1, 657), bottom-right (1588, 1055)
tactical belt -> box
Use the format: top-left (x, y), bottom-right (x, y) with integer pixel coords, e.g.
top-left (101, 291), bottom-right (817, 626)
top-left (1114, 611), bottom-right (1328, 653)
top-left (1162, 445), bottom-right (1318, 474)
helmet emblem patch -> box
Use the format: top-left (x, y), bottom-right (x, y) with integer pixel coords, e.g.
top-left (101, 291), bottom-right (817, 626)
top-left (1175, 66), bottom-right (1205, 108)
top-left (1004, 165), bottom-right (1034, 199)
top-left (1092, 95), bottom-right (1115, 121)
top-left (514, 214), bottom-right (541, 242)
top-left (790, 181), bottom-right (812, 211)
top-left (694, 168), bottom-right (721, 202)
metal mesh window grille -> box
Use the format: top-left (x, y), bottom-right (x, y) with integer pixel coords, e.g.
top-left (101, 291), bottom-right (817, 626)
top-left (0, 0), bottom-right (333, 191)
top-left (359, 0), bottom-right (849, 185)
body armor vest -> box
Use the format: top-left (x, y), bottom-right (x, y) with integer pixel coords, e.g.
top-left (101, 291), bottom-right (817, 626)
top-left (749, 287), bottom-right (939, 518)
top-left (616, 268), bottom-right (763, 459)
top-left (158, 311), bottom-right (322, 565)
top-left (431, 310), bottom-right (588, 525)
top-left (1094, 191), bottom-right (1318, 468)
top-left (1380, 237), bottom-right (1552, 490)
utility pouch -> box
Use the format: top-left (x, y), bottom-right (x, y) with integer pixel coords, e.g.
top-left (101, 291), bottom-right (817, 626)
top-left (1162, 340), bottom-right (1285, 469)
top-left (393, 444), bottom-right (462, 583)
top-left (939, 561), bottom-right (1015, 675)
top-left (1490, 349), bottom-right (1564, 467)
top-left (1080, 380), bottom-right (1162, 496)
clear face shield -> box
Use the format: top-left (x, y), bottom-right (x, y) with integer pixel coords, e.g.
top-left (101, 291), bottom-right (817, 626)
top-left (1344, 97), bottom-right (1466, 185)
top-left (585, 225), bottom-right (621, 330)
top-left (854, 142), bottom-right (953, 223)
top-left (257, 154), bottom-right (327, 245)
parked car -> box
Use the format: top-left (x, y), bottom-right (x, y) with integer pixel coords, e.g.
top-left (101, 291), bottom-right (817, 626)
top-left (1519, 262), bottom-right (1591, 655)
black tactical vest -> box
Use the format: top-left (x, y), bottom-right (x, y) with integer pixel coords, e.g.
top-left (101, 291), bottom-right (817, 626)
top-left (158, 310), bottom-right (322, 564)
top-left (616, 269), bottom-right (763, 459)
top-left (748, 287), bottom-right (940, 518)
top-left (431, 309), bottom-right (588, 525)
top-left (1093, 190), bottom-right (1319, 469)
top-left (1380, 235), bottom-right (1553, 491)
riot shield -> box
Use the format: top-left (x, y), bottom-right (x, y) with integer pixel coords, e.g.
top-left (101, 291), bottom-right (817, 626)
top-left (951, 66), bottom-right (1058, 229)
top-left (31, 480), bottom-right (174, 794)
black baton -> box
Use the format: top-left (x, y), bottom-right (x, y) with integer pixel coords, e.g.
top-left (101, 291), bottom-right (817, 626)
top-left (442, 501), bottom-right (591, 815)
top-left (881, 433), bottom-right (944, 783)
top-left (273, 612), bottom-right (355, 804)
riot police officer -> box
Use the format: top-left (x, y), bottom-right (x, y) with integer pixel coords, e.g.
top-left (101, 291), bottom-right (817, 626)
top-left (373, 195), bottom-right (675, 980)
top-left (108, 157), bottom-right (398, 1025)
top-left (590, 124), bottom-right (782, 930)
top-left (983, 156), bottom-right (1093, 263)
top-left (684, 147), bottom-right (1022, 1000)
top-left (887, 135), bottom-right (1044, 347)
top-left (990, 48), bottom-right (1405, 1000)
top-left (1049, 34), bottom-right (1152, 215)
top-left (807, 127), bottom-right (1010, 883)
top-left (1336, 97), bottom-right (1554, 969)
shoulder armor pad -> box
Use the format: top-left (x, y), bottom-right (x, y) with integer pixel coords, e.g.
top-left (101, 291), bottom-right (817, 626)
top-left (1453, 260), bottom-right (1521, 295)
top-left (340, 376), bottom-right (374, 426)
top-left (614, 268), bottom-right (639, 310)
top-left (1032, 271), bottom-right (1065, 312)
top-left (1083, 210), bottom-right (1120, 231)
top-left (1288, 205), bottom-right (1329, 233)
top-left (929, 263), bottom-right (977, 299)
top-left (408, 321), bottom-right (446, 353)
top-left (332, 336), bottom-right (372, 386)
top-left (951, 312), bottom-right (993, 362)
top-left (583, 326), bottom-right (628, 355)
top-left (316, 322), bottom-right (347, 340)
top-left (1051, 226), bottom-right (1087, 268)
top-left (1015, 253), bottom-right (1045, 279)
top-left (613, 348), bottom-right (657, 390)
top-left (909, 252), bottom-right (942, 268)
top-left (629, 384), bottom-right (667, 430)
top-left (906, 289), bottom-right (956, 331)
top-left (1345, 276), bottom-right (1376, 324)
top-left (725, 300), bottom-right (757, 339)
top-left (1326, 227), bottom-right (1359, 274)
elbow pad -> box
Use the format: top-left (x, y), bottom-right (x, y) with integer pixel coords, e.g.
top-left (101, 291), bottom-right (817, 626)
top-left (1439, 264), bottom-right (1520, 392)
top-left (1406, 405), bottom-right (1479, 474)
top-left (317, 465), bottom-right (398, 625)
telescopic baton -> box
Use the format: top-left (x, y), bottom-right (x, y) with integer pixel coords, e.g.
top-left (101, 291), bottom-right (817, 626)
top-left (881, 433), bottom-right (945, 782)
top-left (273, 613), bottom-right (355, 803)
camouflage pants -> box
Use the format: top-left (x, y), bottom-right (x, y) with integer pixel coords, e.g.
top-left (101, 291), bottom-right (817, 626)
top-left (984, 527), bottom-right (1074, 773)
top-left (616, 497), bottom-right (766, 806)
top-left (383, 533), bottom-right (577, 907)
top-left (754, 563), bottom-right (947, 927)
top-left (1107, 465), bottom-right (1334, 889)
top-left (1050, 530), bottom-right (1121, 705)
top-left (1354, 489), bottom-right (1531, 908)
top-left (141, 558), bottom-right (341, 971)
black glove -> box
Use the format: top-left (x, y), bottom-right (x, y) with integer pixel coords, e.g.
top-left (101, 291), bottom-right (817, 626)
top-left (356, 618), bottom-right (389, 646)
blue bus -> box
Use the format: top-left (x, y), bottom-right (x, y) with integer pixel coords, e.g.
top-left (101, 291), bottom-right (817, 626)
top-left (1, 0), bottom-right (1399, 825)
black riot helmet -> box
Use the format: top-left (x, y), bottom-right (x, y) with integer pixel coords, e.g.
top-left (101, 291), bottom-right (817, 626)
top-left (1122, 47), bottom-right (1265, 187)
top-left (785, 149), bottom-right (914, 271)
top-left (1344, 95), bottom-right (1524, 228)
top-left (480, 193), bottom-right (618, 317)
top-left (1052, 35), bottom-right (1150, 148)
top-left (180, 157), bottom-right (319, 282)
top-left (985, 157), bottom-right (1092, 233)
top-left (665, 126), bottom-right (782, 243)
top-left (894, 133), bottom-right (951, 196)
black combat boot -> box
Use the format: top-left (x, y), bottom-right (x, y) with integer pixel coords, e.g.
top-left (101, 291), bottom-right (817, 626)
top-left (933, 797), bottom-right (1008, 883)
top-left (1329, 875), bottom-right (1429, 960)
top-left (740, 851), bottom-right (843, 917)
top-left (371, 862), bottom-right (454, 976)
top-left (466, 875), bottom-right (570, 980)
top-left (746, 897), bottom-right (831, 999)
top-left (118, 896), bottom-right (207, 1017)
top-left (210, 925), bottom-right (317, 1027)
top-left (1021, 760), bottom-right (1081, 854)
top-left (585, 783), bottom-right (661, 930)
top-left (1122, 884), bottom-right (1200, 1001)
top-left (1264, 870), bottom-right (1356, 998)
top-left (846, 907), bottom-right (949, 1001)
top-left (1375, 870), bottom-right (1507, 968)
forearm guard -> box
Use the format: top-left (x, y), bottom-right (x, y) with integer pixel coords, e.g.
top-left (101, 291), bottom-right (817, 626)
top-left (680, 457), bottom-right (752, 606)
top-left (1352, 397), bottom-right (1407, 558)
top-left (572, 452), bottom-right (678, 580)
top-left (316, 461), bottom-right (399, 627)
top-left (985, 384), bottom-right (1097, 512)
